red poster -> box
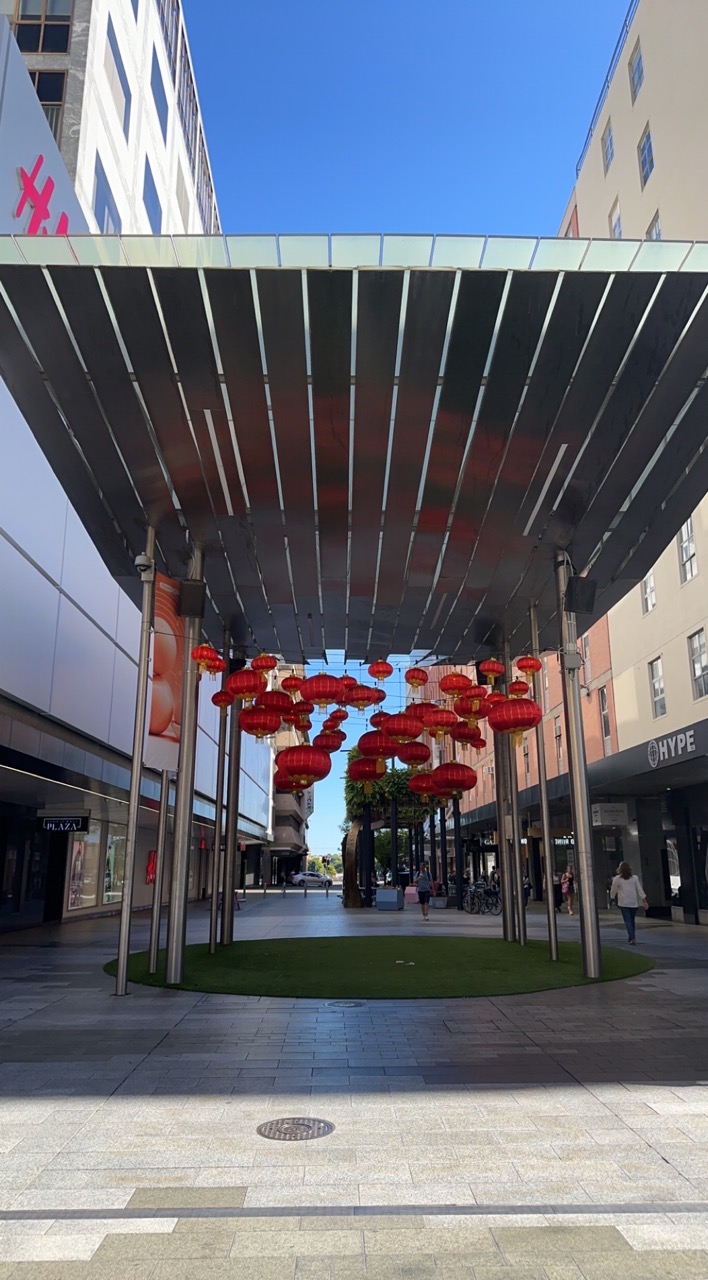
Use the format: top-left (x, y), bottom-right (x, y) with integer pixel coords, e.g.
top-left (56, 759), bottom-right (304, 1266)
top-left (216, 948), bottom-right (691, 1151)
top-left (145, 574), bottom-right (185, 772)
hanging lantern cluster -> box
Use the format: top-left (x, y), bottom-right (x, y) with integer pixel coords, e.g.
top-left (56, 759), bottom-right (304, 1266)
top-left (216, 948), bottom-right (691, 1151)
top-left (191, 643), bottom-right (220, 675)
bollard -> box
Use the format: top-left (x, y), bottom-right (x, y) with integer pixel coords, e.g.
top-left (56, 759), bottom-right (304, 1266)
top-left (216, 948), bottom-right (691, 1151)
top-left (263, 883), bottom-right (267, 897)
top-left (304, 885), bottom-right (307, 899)
top-left (282, 881), bottom-right (286, 898)
top-left (325, 884), bottom-right (329, 899)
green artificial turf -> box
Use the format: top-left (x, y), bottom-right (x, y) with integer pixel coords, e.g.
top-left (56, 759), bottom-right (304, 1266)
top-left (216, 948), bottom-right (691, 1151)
top-left (105, 936), bottom-right (653, 999)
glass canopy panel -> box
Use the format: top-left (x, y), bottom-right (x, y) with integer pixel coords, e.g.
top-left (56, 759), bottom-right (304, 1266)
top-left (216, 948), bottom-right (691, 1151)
top-left (226, 235), bottom-right (279, 267)
top-left (0, 237), bottom-right (28, 265)
top-left (68, 236), bottom-right (126, 267)
top-left (580, 239), bottom-right (642, 271)
top-left (531, 238), bottom-right (590, 271)
top-left (431, 236), bottom-right (485, 268)
top-left (630, 240), bottom-right (692, 272)
top-left (173, 237), bottom-right (229, 268)
top-left (330, 235), bottom-right (381, 267)
top-left (680, 243), bottom-right (708, 272)
top-left (278, 235), bottom-right (329, 267)
top-left (481, 237), bottom-right (537, 270)
top-left (15, 235), bottom-right (76, 265)
top-left (381, 235), bottom-right (433, 267)
top-left (120, 237), bottom-right (179, 267)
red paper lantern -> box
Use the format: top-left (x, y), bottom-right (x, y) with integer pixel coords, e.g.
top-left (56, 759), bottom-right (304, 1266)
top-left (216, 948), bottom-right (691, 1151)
top-left (405, 667), bottom-right (429, 689)
top-left (281, 674), bottom-right (303, 694)
top-left (450, 721), bottom-right (480, 747)
top-left (385, 712), bottom-right (424, 743)
top-left (508, 679), bottom-right (529, 699)
top-left (299, 718), bottom-right (312, 732)
top-left (239, 706), bottom-right (281, 739)
top-left (478, 658), bottom-right (505, 685)
top-left (487, 696), bottom-right (543, 747)
top-left (484, 691), bottom-right (506, 708)
top-left (348, 757), bottom-right (386, 795)
top-left (282, 706), bottom-right (304, 726)
top-left (424, 708), bottom-right (458, 740)
top-left (414, 702), bottom-right (443, 727)
top-left (338, 675), bottom-right (358, 702)
top-left (313, 731), bottom-right (344, 753)
top-left (396, 740), bottom-right (431, 768)
top-left (439, 671), bottom-right (473, 699)
top-left (346, 683), bottom-right (377, 710)
top-left (369, 687), bottom-right (387, 705)
top-left (357, 731), bottom-right (398, 770)
top-left (431, 762), bottom-right (477, 796)
top-left (368, 660), bottom-right (394, 683)
top-left (256, 690), bottom-right (293, 713)
top-left (370, 711), bottom-right (390, 731)
top-left (274, 770), bottom-right (302, 793)
top-left (329, 708), bottom-right (348, 724)
top-left (516, 655), bottom-right (543, 676)
top-left (205, 655), bottom-right (227, 677)
top-left (191, 644), bottom-right (219, 673)
top-left (300, 674), bottom-right (342, 707)
top-left (251, 653), bottom-right (278, 673)
top-left (276, 746), bottom-right (332, 787)
top-left (212, 689), bottom-right (234, 712)
top-left (408, 771), bottom-right (436, 802)
top-left (225, 668), bottom-right (267, 704)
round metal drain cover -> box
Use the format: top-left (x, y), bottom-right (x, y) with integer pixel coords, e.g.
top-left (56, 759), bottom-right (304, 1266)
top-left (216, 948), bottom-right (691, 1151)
top-left (326, 999), bottom-right (364, 1008)
top-left (257, 1117), bottom-right (335, 1142)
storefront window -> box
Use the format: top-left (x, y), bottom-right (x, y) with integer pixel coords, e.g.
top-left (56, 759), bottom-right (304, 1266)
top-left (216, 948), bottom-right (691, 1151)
top-left (66, 822), bottom-right (102, 911)
top-left (103, 824), bottom-right (126, 905)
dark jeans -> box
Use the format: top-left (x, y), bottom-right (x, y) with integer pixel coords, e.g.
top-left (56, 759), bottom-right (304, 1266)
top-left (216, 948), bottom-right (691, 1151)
top-left (620, 905), bottom-right (638, 941)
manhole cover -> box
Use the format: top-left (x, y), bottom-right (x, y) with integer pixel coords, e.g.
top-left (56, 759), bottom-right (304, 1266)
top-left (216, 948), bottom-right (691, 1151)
top-left (326, 1000), bottom-right (364, 1008)
top-left (257, 1118), bottom-right (335, 1142)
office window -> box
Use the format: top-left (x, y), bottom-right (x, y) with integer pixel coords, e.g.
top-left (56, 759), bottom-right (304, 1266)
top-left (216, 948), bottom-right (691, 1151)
top-left (177, 34), bottom-right (198, 171)
top-left (629, 40), bottom-right (644, 102)
top-left (641, 569), bottom-right (656, 613)
top-left (649, 657), bottom-right (666, 718)
top-left (599, 685), bottom-right (612, 755)
top-left (13, 0), bottom-right (71, 52)
top-left (28, 69), bottom-right (65, 142)
top-left (542, 658), bottom-right (549, 714)
top-left (638, 125), bottom-right (654, 187)
top-left (678, 517), bottom-right (697, 582)
top-left (689, 629), bottom-right (708, 700)
top-left (105, 16), bottom-right (131, 141)
top-left (601, 120), bottom-right (614, 173)
top-left (609, 200), bottom-right (622, 240)
top-left (195, 128), bottom-right (215, 232)
top-left (150, 48), bottom-right (169, 142)
top-left (157, 0), bottom-right (180, 80)
top-left (522, 739), bottom-right (530, 780)
top-left (554, 716), bottom-right (562, 767)
top-left (143, 157), bottom-right (162, 233)
top-left (646, 211), bottom-right (662, 241)
top-left (93, 153), bottom-right (121, 234)
top-left (175, 160), bottom-right (190, 231)
top-left (580, 633), bottom-right (591, 685)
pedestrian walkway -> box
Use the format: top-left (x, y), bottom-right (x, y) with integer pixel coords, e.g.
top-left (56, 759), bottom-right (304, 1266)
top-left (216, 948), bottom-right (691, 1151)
top-left (0, 896), bottom-right (708, 1277)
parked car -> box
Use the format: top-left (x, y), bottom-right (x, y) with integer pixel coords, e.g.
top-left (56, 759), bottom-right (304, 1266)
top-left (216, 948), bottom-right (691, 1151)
top-left (289, 871), bottom-right (333, 888)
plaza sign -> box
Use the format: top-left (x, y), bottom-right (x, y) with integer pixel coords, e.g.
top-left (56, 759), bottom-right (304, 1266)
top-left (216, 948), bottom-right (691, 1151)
top-left (647, 729), bottom-right (696, 769)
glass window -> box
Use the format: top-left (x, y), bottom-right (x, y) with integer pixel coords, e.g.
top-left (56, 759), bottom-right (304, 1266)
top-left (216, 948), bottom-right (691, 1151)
top-left (130, 0), bottom-right (138, 15)
top-left (599, 685), bottom-right (612, 754)
top-left (522, 739), bottom-right (530, 779)
top-left (641, 569), bottom-right (656, 613)
top-left (93, 153), bottom-right (121, 234)
top-left (554, 715), bottom-right (562, 767)
top-left (157, 0), bottom-right (179, 80)
top-left (13, 0), bottom-right (71, 52)
top-left (542, 658), bottom-right (549, 713)
top-left (638, 125), bottom-right (654, 188)
top-left (678, 517), bottom-right (697, 582)
top-left (150, 48), bottom-right (169, 142)
top-left (195, 128), bottom-right (215, 232)
top-left (649, 657), bottom-right (666, 718)
top-left (177, 34), bottom-right (198, 171)
top-left (581, 633), bottom-right (591, 685)
top-left (689, 629), bottom-right (708, 700)
top-left (143, 156), bottom-right (162, 233)
top-left (629, 40), bottom-right (644, 102)
top-left (609, 200), bottom-right (622, 240)
top-left (105, 16), bottom-right (131, 141)
top-left (601, 120), bottom-right (614, 174)
top-left (175, 159), bottom-right (190, 231)
top-left (103, 824), bottom-right (126, 905)
top-left (646, 211), bottom-right (662, 241)
top-left (66, 822), bottom-right (102, 911)
top-left (29, 69), bottom-right (65, 141)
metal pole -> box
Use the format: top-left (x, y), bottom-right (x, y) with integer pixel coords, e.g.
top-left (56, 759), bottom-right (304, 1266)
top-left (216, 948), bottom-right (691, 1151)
top-left (504, 642), bottom-right (527, 946)
top-left (363, 800), bottom-right (373, 907)
top-left (148, 770), bottom-right (170, 975)
top-left (391, 794), bottom-right (399, 887)
top-left (209, 634), bottom-right (230, 955)
top-left (165, 547), bottom-right (203, 986)
top-left (429, 811), bottom-right (438, 881)
top-left (438, 805), bottom-right (448, 888)
top-left (418, 821), bottom-right (425, 872)
top-left (221, 695), bottom-right (243, 945)
top-left (408, 826), bottom-right (414, 879)
top-left (554, 554), bottom-right (602, 979)
top-left (452, 796), bottom-right (464, 910)
top-left (493, 729), bottom-right (516, 941)
top-left (530, 602), bottom-right (559, 961)
top-left (115, 527), bottom-right (155, 997)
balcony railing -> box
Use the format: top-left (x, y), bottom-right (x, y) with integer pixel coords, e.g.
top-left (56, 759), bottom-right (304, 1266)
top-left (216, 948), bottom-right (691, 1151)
top-left (41, 102), bottom-right (63, 143)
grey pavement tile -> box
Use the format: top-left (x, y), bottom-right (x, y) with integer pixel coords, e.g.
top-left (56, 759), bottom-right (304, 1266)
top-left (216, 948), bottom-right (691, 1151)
top-left (574, 1250), bottom-right (708, 1279)
top-left (94, 1232), bottom-right (234, 1261)
top-left (128, 1186), bottom-right (246, 1209)
top-left (151, 1265), bottom-right (295, 1280)
top-left (229, 1229), bottom-right (364, 1258)
top-left (5, 1268), bottom-right (155, 1280)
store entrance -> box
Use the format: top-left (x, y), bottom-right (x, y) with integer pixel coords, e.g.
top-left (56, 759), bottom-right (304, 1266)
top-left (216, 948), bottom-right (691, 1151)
top-left (0, 812), bottom-right (68, 931)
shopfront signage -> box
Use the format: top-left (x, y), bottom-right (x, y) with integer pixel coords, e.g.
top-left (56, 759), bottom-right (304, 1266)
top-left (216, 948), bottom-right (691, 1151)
top-left (647, 729), bottom-right (696, 769)
top-left (15, 154), bottom-right (70, 236)
top-left (40, 816), bottom-right (89, 833)
top-left (591, 802), bottom-right (628, 828)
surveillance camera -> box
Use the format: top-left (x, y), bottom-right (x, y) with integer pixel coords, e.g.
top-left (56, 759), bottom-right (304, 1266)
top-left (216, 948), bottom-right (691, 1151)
top-left (134, 553), bottom-right (154, 580)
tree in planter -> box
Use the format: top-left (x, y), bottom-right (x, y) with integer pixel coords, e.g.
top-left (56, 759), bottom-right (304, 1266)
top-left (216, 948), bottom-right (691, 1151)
top-left (373, 829), bottom-right (408, 881)
top-left (342, 749), bottom-right (430, 907)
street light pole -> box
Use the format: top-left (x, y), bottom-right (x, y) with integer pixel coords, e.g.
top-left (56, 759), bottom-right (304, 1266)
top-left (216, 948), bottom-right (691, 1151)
top-left (529, 602), bottom-right (558, 962)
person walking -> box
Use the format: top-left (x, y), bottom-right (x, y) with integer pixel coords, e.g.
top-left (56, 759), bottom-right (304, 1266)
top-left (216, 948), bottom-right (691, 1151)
top-left (415, 866), bottom-right (432, 921)
top-left (560, 865), bottom-right (575, 916)
top-left (522, 872), bottom-right (531, 908)
top-left (610, 862), bottom-right (648, 945)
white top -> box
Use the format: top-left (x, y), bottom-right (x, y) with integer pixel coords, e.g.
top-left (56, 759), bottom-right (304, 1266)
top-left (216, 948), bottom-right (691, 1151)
top-left (610, 874), bottom-right (647, 908)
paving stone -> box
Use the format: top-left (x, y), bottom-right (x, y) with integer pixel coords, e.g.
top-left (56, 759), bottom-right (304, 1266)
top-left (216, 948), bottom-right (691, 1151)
top-left (128, 1186), bottom-right (247, 1209)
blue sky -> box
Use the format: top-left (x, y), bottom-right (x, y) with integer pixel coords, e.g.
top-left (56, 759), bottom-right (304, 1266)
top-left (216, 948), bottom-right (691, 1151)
top-left (183, 0), bottom-right (631, 855)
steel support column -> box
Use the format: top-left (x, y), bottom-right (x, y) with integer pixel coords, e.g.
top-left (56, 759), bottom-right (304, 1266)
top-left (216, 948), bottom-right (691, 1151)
top-left (363, 801), bottom-right (373, 907)
top-left (408, 826), bottom-right (414, 879)
top-left (391, 795), bottom-right (399, 887)
top-left (555, 554), bottom-right (602, 979)
top-left (115, 527), bottom-right (155, 997)
top-left (165, 547), bottom-right (203, 986)
top-left (208, 633), bottom-right (230, 955)
top-left (529, 603), bottom-right (558, 961)
top-left (438, 805), bottom-right (448, 887)
top-left (147, 769), bottom-right (170, 976)
top-left (453, 796), bottom-right (464, 910)
top-left (504, 642), bottom-right (527, 946)
top-left (429, 811), bottom-right (438, 880)
top-left (221, 694), bottom-right (243, 945)
top-left (493, 729), bottom-right (516, 942)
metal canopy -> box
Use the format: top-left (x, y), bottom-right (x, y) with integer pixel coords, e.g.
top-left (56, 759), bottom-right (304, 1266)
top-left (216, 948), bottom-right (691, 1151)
top-left (1, 231), bottom-right (707, 662)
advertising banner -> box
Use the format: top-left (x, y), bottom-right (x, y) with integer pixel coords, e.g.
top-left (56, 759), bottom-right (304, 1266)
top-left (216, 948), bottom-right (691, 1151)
top-left (145, 573), bottom-right (185, 773)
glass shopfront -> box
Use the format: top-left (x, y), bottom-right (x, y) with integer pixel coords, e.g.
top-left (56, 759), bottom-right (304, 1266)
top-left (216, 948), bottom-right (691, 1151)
top-left (66, 821), bottom-right (102, 911)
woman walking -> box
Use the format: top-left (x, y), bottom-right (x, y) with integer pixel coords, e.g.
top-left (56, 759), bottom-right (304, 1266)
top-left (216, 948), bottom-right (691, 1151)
top-left (560, 865), bottom-right (575, 916)
top-left (610, 862), bottom-right (648, 945)
top-left (415, 866), bottom-right (432, 921)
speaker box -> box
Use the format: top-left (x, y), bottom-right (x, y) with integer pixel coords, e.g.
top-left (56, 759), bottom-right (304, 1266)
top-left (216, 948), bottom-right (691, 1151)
top-left (178, 580), bottom-right (206, 618)
top-left (564, 576), bottom-right (597, 614)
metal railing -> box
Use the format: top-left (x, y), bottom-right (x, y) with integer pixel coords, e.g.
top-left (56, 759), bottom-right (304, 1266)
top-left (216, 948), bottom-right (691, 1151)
top-left (41, 102), bottom-right (63, 143)
top-left (576, 0), bottom-right (640, 176)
